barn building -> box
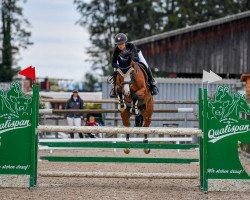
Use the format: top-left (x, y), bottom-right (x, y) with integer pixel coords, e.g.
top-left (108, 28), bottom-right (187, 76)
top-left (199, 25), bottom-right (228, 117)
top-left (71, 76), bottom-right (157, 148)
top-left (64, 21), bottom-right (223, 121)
top-left (103, 12), bottom-right (249, 128)
top-left (133, 11), bottom-right (250, 79)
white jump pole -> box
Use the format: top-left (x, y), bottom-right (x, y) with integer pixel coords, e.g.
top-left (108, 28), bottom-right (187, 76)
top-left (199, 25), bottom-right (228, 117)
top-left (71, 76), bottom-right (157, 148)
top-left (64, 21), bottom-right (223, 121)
top-left (39, 171), bottom-right (199, 179)
top-left (37, 126), bottom-right (202, 136)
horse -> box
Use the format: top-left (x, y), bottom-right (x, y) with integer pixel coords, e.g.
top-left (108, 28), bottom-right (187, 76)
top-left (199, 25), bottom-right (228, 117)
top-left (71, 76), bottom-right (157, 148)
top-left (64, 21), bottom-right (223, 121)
top-left (114, 51), bottom-right (154, 154)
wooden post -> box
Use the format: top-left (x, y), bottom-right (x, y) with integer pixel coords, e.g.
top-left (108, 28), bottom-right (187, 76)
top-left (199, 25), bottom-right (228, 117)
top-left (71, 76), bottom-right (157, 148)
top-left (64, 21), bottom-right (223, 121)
top-left (240, 74), bottom-right (250, 104)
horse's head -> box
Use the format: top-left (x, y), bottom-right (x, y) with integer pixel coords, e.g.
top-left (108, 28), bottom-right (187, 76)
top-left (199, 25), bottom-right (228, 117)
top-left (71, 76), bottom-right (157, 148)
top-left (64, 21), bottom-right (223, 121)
top-left (116, 51), bottom-right (135, 97)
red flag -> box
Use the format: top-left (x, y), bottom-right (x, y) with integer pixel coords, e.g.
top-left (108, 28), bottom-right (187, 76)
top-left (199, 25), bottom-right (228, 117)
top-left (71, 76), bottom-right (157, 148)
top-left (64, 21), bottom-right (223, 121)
top-left (18, 66), bottom-right (36, 81)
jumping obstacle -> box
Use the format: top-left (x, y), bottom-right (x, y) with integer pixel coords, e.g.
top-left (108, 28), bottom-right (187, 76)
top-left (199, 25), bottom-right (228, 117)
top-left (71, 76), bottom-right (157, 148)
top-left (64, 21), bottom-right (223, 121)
top-left (41, 99), bottom-right (198, 104)
top-left (38, 126), bottom-right (200, 164)
top-left (38, 127), bottom-right (200, 180)
top-left (1, 82), bottom-right (250, 193)
top-left (39, 108), bottom-right (194, 114)
top-left (37, 126), bottom-right (201, 136)
top-left (39, 171), bottom-right (199, 179)
top-left (0, 82), bottom-right (39, 188)
top-left (38, 137), bottom-right (194, 151)
top-left (199, 86), bottom-right (250, 192)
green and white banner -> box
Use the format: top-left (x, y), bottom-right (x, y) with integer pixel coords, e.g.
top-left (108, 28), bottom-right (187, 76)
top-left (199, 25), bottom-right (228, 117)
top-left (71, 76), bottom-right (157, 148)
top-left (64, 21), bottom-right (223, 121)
top-left (201, 85), bottom-right (250, 192)
top-left (0, 82), bottom-right (38, 188)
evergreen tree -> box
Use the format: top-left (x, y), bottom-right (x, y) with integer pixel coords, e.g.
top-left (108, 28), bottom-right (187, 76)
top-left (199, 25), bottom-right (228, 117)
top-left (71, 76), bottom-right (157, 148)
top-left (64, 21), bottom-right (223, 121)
top-left (0, 0), bottom-right (32, 82)
top-left (75, 0), bottom-right (249, 76)
top-left (74, 0), bottom-right (117, 76)
top-left (162, 0), bottom-right (247, 31)
top-left (84, 72), bottom-right (98, 91)
top-left (74, 0), bottom-right (164, 76)
top-left (115, 0), bottom-right (165, 40)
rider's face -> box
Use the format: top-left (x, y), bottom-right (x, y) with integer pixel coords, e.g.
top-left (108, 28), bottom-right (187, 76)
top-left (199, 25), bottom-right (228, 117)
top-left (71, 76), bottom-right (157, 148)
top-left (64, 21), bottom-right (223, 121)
top-left (117, 43), bottom-right (126, 50)
top-left (73, 92), bottom-right (78, 97)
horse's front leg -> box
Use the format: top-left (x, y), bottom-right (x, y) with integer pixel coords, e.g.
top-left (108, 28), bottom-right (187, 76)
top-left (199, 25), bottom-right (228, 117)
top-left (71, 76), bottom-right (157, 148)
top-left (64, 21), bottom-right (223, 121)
top-left (117, 86), bottom-right (126, 111)
top-left (142, 115), bottom-right (153, 154)
top-left (130, 88), bottom-right (146, 115)
top-left (130, 93), bottom-right (140, 115)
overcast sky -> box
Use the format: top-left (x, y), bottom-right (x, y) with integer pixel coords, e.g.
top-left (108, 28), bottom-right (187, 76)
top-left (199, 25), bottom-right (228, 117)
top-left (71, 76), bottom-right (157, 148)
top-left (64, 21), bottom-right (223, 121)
top-left (19, 0), bottom-right (91, 81)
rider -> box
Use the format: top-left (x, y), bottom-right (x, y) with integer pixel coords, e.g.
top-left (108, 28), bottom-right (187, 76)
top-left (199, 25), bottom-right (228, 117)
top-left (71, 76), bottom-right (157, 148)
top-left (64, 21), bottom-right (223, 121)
top-left (109, 33), bottom-right (159, 98)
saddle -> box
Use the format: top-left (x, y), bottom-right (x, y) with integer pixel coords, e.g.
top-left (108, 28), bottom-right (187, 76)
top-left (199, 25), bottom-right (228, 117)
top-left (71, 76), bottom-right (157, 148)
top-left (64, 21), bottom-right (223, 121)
top-left (137, 62), bottom-right (149, 86)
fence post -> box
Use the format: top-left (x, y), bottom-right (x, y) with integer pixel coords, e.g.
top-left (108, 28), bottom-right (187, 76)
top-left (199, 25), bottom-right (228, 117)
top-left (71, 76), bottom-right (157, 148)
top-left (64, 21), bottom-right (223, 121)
top-left (30, 84), bottom-right (39, 187)
top-left (202, 89), bottom-right (208, 192)
top-left (198, 88), bottom-right (203, 190)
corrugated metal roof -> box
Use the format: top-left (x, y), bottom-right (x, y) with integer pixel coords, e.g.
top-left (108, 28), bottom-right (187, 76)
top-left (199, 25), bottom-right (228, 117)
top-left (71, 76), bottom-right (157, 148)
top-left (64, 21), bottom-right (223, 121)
top-left (133, 11), bottom-right (250, 45)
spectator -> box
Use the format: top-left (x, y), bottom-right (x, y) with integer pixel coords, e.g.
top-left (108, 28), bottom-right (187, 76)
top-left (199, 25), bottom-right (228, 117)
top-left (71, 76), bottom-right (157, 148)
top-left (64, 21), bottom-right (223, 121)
top-left (65, 89), bottom-right (84, 139)
top-left (84, 115), bottom-right (99, 138)
top-left (86, 115), bottom-right (99, 126)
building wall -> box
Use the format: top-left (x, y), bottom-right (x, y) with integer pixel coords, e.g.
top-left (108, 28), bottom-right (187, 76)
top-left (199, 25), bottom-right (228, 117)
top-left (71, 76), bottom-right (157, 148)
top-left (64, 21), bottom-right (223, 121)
top-left (136, 18), bottom-right (250, 77)
top-left (102, 78), bottom-right (245, 128)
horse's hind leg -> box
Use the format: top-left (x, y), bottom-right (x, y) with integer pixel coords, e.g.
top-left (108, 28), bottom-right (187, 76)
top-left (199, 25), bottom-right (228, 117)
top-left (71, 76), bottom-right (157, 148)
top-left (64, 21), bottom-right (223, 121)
top-left (135, 115), bottom-right (150, 154)
top-left (143, 116), bottom-right (152, 154)
top-left (135, 114), bottom-right (143, 127)
top-left (124, 133), bottom-right (131, 154)
top-left (121, 111), bottom-right (131, 154)
top-left (143, 133), bottom-right (150, 154)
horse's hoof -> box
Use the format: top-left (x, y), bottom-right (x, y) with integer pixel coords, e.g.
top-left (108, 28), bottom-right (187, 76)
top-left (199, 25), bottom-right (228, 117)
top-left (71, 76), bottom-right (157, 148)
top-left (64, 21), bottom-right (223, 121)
top-left (124, 148), bottom-right (130, 154)
top-left (144, 148), bottom-right (151, 154)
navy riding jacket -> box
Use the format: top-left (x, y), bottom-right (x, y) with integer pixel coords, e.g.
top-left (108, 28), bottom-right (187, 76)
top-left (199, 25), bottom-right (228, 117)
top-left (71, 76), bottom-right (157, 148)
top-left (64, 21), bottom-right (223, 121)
top-left (64, 95), bottom-right (85, 118)
top-left (112, 42), bottom-right (140, 69)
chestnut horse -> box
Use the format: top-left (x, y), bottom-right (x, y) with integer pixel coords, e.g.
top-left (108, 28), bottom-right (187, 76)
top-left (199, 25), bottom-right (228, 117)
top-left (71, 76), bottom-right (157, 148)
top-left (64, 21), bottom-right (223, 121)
top-left (115, 52), bottom-right (154, 154)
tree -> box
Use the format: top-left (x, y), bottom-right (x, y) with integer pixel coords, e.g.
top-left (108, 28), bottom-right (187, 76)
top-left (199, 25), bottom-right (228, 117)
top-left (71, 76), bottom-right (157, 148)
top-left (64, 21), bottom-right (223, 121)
top-left (84, 72), bottom-right (99, 91)
top-left (0, 0), bottom-right (32, 82)
top-left (74, 0), bottom-right (165, 76)
top-left (162, 0), bottom-right (247, 31)
top-left (75, 0), bottom-right (249, 76)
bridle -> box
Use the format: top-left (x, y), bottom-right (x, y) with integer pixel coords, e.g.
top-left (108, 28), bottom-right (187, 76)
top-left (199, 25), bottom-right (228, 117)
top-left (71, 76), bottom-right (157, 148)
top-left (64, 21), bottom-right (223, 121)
top-left (117, 62), bottom-right (139, 87)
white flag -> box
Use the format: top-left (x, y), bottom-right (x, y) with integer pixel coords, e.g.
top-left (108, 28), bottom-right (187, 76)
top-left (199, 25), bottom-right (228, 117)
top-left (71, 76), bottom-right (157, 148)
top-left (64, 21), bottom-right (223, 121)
top-left (202, 69), bottom-right (222, 83)
top-left (208, 70), bottom-right (222, 83)
top-left (202, 70), bottom-right (210, 83)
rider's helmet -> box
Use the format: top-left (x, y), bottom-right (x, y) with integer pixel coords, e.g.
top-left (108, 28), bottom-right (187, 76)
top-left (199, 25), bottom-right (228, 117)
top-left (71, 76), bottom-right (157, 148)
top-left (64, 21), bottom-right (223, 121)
top-left (115, 33), bottom-right (128, 45)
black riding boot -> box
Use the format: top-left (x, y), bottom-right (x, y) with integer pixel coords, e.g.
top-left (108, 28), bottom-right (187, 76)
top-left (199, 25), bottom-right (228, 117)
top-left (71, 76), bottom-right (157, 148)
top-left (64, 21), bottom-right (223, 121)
top-left (109, 71), bottom-right (118, 98)
top-left (146, 67), bottom-right (159, 95)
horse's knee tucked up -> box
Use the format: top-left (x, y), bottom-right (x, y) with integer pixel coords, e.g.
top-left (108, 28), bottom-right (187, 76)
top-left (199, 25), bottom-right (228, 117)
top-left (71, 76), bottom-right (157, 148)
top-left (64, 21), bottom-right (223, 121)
top-left (117, 87), bottom-right (123, 97)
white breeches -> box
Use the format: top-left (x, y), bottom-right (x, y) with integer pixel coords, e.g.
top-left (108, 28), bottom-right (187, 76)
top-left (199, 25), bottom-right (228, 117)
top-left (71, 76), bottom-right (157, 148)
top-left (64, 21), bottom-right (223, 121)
top-left (138, 51), bottom-right (149, 68)
top-left (67, 117), bottom-right (81, 126)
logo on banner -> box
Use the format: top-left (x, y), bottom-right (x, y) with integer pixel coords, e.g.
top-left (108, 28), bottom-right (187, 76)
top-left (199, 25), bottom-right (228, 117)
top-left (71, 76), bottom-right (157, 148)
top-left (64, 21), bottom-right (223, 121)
top-left (0, 82), bottom-right (32, 134)
top-left (207, 85), bottom-right (250, 143)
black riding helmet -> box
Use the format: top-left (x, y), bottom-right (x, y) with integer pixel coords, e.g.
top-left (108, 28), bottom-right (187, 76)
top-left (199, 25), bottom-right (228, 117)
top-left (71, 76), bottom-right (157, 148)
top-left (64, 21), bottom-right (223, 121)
top-left (115, 33), bottom-right (128, 45)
